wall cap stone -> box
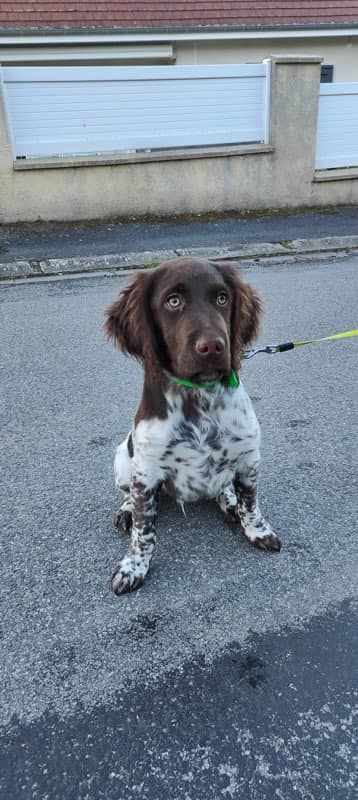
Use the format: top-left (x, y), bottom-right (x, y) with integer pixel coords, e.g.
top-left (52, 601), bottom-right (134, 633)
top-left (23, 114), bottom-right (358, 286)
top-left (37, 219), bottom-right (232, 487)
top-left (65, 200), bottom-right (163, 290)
top-left (314, 167), bottom-right (358, 182)
top-left (270, 55), bottom-right (323, 64)
top-left (13, 143), bottom-right (274, 170)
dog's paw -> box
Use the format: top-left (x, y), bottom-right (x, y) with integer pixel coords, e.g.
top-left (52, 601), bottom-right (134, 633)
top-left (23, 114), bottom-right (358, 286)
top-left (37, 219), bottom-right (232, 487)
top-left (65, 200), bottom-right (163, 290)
top-left (111, 553), bottom-right (149, 595)
top-left (241, 522), bottom-right (281, 552)
top-left (251, 531), bottom-right (281, 552)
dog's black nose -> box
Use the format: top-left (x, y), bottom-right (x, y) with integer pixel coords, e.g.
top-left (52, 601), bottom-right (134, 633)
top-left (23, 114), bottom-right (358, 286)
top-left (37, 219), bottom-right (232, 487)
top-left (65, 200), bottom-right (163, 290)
top-left (195, 337), bottom-right (225, 357)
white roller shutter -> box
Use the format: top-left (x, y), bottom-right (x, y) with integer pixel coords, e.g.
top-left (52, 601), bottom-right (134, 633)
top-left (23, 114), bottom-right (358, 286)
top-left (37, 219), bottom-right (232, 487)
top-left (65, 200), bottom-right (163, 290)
top-left (1, 63), bottom-right (269, 159)
top-left (316, 82), bottom-right (358, 169)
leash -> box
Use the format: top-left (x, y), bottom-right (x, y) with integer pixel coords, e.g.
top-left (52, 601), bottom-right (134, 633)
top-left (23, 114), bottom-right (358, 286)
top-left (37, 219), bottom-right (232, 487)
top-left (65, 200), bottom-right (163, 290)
top-left (243, 328), bottom-right (358, 360)
top-left (167, 329), bottom-right (357, 390)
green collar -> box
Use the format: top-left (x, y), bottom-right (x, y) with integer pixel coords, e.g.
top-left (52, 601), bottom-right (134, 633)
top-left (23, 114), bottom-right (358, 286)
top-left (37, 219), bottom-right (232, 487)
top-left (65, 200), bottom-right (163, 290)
top-left (168, 369), bottom-right (239, 391)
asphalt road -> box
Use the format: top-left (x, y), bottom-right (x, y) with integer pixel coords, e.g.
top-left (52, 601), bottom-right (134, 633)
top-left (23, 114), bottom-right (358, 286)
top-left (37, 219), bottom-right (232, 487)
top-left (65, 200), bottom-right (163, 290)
top-left (0, 256), bottom-right (357, 799)
top-left (0, 206), bottom-right (357, 263)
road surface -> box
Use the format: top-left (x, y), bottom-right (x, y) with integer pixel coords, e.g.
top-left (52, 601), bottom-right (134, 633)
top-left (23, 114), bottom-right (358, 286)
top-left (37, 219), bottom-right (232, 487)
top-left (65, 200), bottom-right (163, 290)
top-left (0, 256), bottom-right (357, 799)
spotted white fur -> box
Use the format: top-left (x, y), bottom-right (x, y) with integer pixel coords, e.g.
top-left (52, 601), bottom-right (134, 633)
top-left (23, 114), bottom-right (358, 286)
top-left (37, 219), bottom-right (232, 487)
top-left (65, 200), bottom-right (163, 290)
top-left (112, 380), bottom-right (280, 594)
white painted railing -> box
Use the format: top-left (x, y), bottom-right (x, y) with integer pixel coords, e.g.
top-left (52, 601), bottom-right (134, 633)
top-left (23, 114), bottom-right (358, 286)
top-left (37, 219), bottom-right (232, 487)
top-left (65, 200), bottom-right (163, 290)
top-left (316, 82), bottom-right (358, 169)
top-left (1, 63), bottom-right (270, 159)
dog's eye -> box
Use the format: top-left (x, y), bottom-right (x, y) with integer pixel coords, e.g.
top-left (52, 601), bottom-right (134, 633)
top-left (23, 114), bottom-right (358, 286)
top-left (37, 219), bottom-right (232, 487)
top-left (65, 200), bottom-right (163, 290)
top-left (166, 293), bottom-right (182, 309)
top-left (217, 292), bottom-right (228, 306)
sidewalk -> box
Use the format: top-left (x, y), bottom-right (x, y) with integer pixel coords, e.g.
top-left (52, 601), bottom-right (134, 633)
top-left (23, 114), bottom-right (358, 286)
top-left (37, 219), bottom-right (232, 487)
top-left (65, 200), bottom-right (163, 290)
top-left (1, 206), bottom-right (357, 279)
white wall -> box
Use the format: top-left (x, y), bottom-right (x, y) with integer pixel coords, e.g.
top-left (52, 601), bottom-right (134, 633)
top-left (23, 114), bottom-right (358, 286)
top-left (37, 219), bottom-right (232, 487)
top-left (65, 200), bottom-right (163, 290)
top-left (176, 38), bottom-right (358, 81)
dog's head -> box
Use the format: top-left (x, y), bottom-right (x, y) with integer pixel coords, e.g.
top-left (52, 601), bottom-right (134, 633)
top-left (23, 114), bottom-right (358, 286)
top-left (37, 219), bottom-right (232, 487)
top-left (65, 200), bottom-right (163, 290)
top-left (103, 258), bottom-right (261, 381)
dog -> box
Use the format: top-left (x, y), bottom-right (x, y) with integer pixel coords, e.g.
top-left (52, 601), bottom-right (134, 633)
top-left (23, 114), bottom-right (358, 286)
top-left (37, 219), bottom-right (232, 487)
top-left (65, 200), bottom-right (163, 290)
top-left (104, 257), bottom-right (281, 595)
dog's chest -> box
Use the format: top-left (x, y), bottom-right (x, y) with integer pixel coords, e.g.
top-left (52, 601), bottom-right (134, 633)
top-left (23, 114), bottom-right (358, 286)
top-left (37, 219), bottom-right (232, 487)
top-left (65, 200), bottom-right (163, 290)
top-left (165, 415), bottom-right (241, 501)
top-left (135, 383), bottom-right (260, 502)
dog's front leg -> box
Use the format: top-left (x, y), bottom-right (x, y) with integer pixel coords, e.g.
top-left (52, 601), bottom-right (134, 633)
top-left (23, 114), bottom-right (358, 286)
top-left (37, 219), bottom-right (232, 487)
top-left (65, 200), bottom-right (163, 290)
top-left (111, 475), bottom-right (160, 595)
top-left (218, 465), bottom-right (281, 552)
top-left (233, 464), bottom-right (281, 552)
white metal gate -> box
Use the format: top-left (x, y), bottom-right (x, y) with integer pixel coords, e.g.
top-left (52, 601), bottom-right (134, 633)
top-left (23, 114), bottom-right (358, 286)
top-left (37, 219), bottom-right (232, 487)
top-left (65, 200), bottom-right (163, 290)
top-left (316, 82), bottom-right (358, 169)
top-left (1, 63), bottom-right (270, 160)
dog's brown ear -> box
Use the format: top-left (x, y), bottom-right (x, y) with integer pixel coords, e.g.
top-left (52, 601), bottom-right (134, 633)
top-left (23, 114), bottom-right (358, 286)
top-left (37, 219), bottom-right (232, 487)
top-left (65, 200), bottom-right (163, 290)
top-left (103, 271), bottom-right (153, 360)
top-left (215, 261), bottom-right (262, 361)
top-left (235, 274), bottom-right (262, 346)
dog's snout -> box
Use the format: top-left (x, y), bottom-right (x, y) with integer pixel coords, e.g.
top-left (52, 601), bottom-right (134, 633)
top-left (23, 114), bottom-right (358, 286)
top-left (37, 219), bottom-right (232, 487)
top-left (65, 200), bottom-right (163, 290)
top-left (195, 337), bottom-right (225, 357)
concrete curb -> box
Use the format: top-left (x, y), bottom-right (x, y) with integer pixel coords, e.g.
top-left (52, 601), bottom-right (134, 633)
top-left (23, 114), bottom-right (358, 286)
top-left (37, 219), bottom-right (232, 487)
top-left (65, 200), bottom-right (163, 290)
top-left (1, 235), bottom-right (358, 281)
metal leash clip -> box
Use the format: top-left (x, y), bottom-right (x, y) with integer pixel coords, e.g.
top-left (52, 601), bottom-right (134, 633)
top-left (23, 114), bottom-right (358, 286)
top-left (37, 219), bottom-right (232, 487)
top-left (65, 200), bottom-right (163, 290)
top-left (243, 344), bottom-right (281, 359)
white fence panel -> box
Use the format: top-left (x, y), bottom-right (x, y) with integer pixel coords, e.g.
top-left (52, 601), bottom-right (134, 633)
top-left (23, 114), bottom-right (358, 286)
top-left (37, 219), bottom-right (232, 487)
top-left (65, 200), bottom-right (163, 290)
top-left (316, 82), bottom-right (358, 169)
top-left (1, 63), bottom-right (270, 159)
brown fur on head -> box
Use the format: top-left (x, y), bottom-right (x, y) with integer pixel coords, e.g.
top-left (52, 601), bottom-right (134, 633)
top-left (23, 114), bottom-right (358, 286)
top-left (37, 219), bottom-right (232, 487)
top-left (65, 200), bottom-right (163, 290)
top-left (104, 271), bottom-right (151, 358)
top-left (214, 261), bottom-right (262, 365)
top-left (103, 258), bottom-right (262, 379)
top-left (103, 270), bottom-right (164, 378)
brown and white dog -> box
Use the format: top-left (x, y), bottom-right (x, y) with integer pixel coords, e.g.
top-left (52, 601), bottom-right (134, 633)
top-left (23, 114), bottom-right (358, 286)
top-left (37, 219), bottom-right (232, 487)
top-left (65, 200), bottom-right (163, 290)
top-left (104, 257), bottom-right (281, 595)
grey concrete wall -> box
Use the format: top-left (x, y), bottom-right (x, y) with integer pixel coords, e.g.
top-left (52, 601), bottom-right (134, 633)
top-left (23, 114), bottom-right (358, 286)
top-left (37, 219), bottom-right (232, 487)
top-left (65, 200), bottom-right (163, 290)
top-left (0, 55), bottom-right (357, 223)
